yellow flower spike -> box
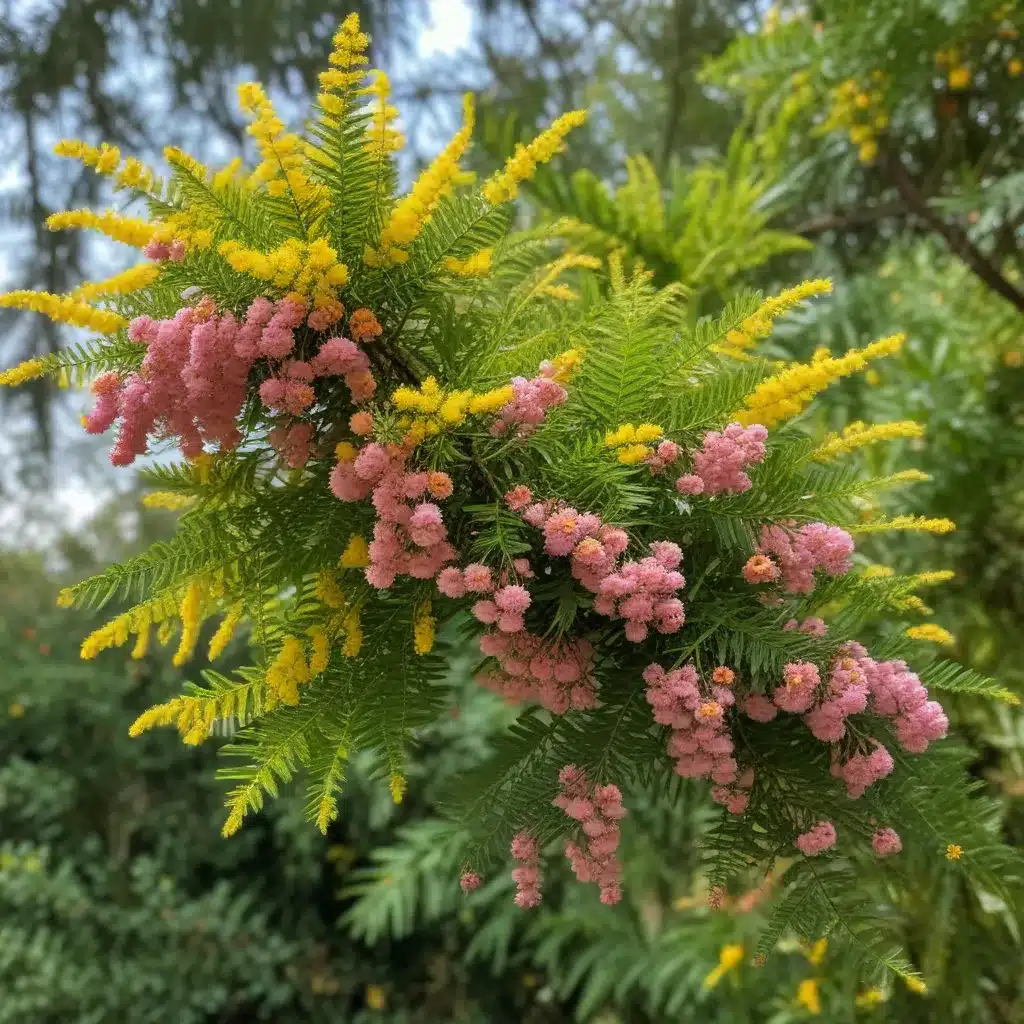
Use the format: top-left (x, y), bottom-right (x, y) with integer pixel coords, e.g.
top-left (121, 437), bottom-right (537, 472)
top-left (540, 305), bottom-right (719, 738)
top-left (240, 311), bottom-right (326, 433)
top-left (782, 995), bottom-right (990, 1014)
top-left (702, 943), bottom-right (744, 990)
top-left (855, 987), bottom-right (887, 1009)
top-left (547, 347), bottom-right (584, 383)
top-left (389, 773), bottom-right (407, 804)
top-left (164, 145), bottom-right (209, 181)
top-left (734, 333), bottom-right (905, 427)
top-left (910, 570), bottom-right (955, 587)
top-left (905, 975), bottom-right (928, 995)
top-left (813, 419), bottom-right (924, 460)
top-left (342, 605), bottom-right (363, 657)
top-left (340, 534), bottom-right (370, 569)
top-left (56, 587), bottom-right (75, 609)
top-left (849, 515), bottom-right (956, 535)
top-left (804, 937), bottom-right (828, 967)
top-left (795, 978), bottom-right (821, 1015)
top-left (605, 424), bottom-right (637, 447)
top-left (308, 626), bottom-right (330, 676)
top-left (717, 279), bottom-right (833, 358)
top-left (142, 491), bottom-right (197, 511)
top-left (47, 208), bottom-right (156, 248)
top-left (157, 620), bottom-right (175, 646)
top-left (0, 359), bottom-right (46, 387)
top-left (173, 581), bottom-right (205, 667)
top-left (208, 603), bottom-right (244, 660)
top-left (366, 94), bottom-right (476, 267)
top-left (363, 70), bottom-right (404, 156)
top-left (130, 625), bottom-right (151, 661)
top-left (468, 385), bottom-right (515, 415)
top-left (617, 443), bottom-right (652, 465)
top-left (0, 290), bottom-right (128, 334)
top-left (905, 624), bottom-right (955, 647)
top-left (71, 263), bottom-right (161, 301)
top-left (862, 564), bottom-right (894, 579)
top-left (315, 570), bottom-right (347, 610)
top-left (634, 423), bottom-right (663, 443)
top-left (482, 109), bottom-right (588, 205)
top-left (413, 600), bottom-right (435, 655)
top-left (265, 635), bottom-right (309, 707)
top-left (443, 248), bottom-right (493, 277)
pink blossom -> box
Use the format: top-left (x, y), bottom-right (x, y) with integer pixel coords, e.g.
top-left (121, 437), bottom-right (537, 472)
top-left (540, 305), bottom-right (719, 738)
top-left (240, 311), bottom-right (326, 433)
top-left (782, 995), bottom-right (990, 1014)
top-left (494, 585), bottom-right (531, 614)
top-left (742, 554), bottom-right (779, 584)
top-left (773, 662), bottom-right (821, 713)
top-left (871, 827), bottom-right (902, 857)
top-left (472, 599), bottom-right (499, 624)
top-left (758, 522), bottom-right (855, 594)
top-left (463, 563), bottom-right (494, 593)
top-left (437, 567), bottom-right (467, 599)
top-left (675, 474), bottom-right (705, 496)
top-left (350, 411), bottom-right (374, 435)
top-left (794, 820), bottom-right (837, 856)
top-left (460, 871), bottom-right (482, 892)
top-left (687, 422), bottom-right (768, 495)
top-left (504, 485), bottom-right (533, 511)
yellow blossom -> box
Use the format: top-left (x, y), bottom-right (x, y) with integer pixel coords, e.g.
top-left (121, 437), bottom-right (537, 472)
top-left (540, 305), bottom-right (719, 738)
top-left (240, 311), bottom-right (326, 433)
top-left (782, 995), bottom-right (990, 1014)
top-left (905, 623), bottom-right (955, 646)
top-left (173, 581), bottom-right (204, 666)
top-left (945, 844), bottom-right (962, 861)
top-left (0, 290), bottom-right (127, 334)
top-left (467, 385), bottom-right (515, 415)
top-left (733, 333), bottom-right (905, 427)
top-left (388, 773), bottom-right (407, 805)
top-left (547, 347), bottom-right (584, 383)
top-left (703, 943), bottom-right (744, 989)
top-left (130, 625), bottom-right (151, 660)
top-left (208, 603), bottom-right (244, 660)
top-left (265, 635), bottom-right (310, 707)
top-left (335, 441), bottom-right (358, 462)
top-left (634, 423), bottom-right (663, 443)
top-left (1010, 58), bottom-right (1023, 77)
top-left (718, 279), bottom-right (833, 358)
top-left (804, 937), bottom-right (828, 967)
top-left (317, 12), bottom-right (370, 122)
top-left (365, 983), bottom-right (388, 1010)
top-left (116, 156), bottom-right (156, 191)
top-left (605, 424), bottom-right (637, 447)
top-left (363, 70), bottom-right (404, 156)
top-left (340, 534), bottom-right (370, 569)
top-left (905, 975), bottom-right (928, 994)
top-left (315, 571), bottom-right (347, 610)
top-left (909, 570), bottom-right (955, 587)
top-left (482, 109), bottom-right (588, 205)
top-left (858, 140), bottom-right (879, 164)
top-left (617, 443), bottom-right (652, 465)
top-left (366, 94), bottom-right (476, 267)
top-left (796, 978), bottom-right (821, 1015)
top-left (56, 587), bottom-right (75, 608)
top-left (72, 263), bottom-right (161, 301)
top-left (308, 625), bottom-right (330, 676)
top-left (849, 515), bottom-right (956, 535)
top-left (862, 564), bottom-right (894, 579)
top-left (342, 605), bottom-right (363, 657)
top-left (142, 491), bottom-right (196, 511)
top-left (413, 600), bottom-right (435, 655)
top-left (53, 138), bottom-right (123, 176)
top-left (855, 987), bottom-right (887, 1009)
top-left (47, 208), bottom-right (156, 248)
top-left (948, 66), bottom-right (971, 90)
top-left (443, 248), bottom-right (493, 276)
top-left (0, 359), bottom-right (46, 387)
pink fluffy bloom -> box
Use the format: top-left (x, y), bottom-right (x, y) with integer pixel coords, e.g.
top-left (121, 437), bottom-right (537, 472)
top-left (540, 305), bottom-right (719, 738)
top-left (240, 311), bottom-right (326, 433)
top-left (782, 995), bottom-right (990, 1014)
top-left (675, 474), bottom-right (705, 496)
top-left (656, 439), bottom-right (680, 463)
top-left (758, 522), bottom-right (855, 594)
top-left (463, 563), bottom-right (494, 593)
top-left (836, 741), bottom-right (894, 799)
top-left (494, 585), bottom-right (532, 614)
top-left (523, 502), bottom-right (549, 527)
top-left (268, 421), bottom-right (314, 468)
top-left (350, 411), bottom-right (374, 435)
top-left (460, 871), bottom-right (482, 892)
top-left (512, 558), bottom-right (535, 578)
top-left (84, 372), bottom-right (122, 434)
top-left (600, 527), bottom-right (629, 556)
top-left (510, 830), bottom-right (542, 908)
top-left (471, 599), bottom-right (499, 625)
top-left (437, 566), bottom-right (467, 599)
top-left (489, 367), bottom-right (568, 438)
top-left (497, 611), bottom-right (525, 634)
top-left (742, 554), bottom-right (779, 584)
top-left (649, 541), bottom-right (683, 570)
top-left (688, 422), bottom-right (768, 495)
top-left (783, 616), bottom-right (828, 637)
top-left (794, 820), bottom-right (837, 856)
top-left (504, 485), bottom-right (533, 511)
top-left (773, 662), bottom-right (821, 713)
top-left (354, 443), bottom-right (391, 482)
top-left (871, 827), bottom-right (903, 857)
top-left (543, 507), bottom-right (583, 556)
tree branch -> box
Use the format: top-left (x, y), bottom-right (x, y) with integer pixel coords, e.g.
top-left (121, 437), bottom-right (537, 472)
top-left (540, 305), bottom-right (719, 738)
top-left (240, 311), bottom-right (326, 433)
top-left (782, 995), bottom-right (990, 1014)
top-left (793, 201), bottom-right (910, 236)
top-left (879, 147), bottom-right (1024, 314)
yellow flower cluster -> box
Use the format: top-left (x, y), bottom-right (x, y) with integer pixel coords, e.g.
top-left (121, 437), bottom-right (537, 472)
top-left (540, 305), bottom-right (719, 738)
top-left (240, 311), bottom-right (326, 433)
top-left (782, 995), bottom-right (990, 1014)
top-left (142, 491), bottom-right (197, 511)
top-left (718, 279), bottom-right (833, 359)
top-left (905, 623), bottom-right (955, 647)
top-left (604, 422), bottom-right (663, 464)
top-left (47, 208), bottom-right (155, 248)
top-left (413, 600), bottom-right (436, 655)
top-left (0, 358), bottom-right (46, 387)
top-left (528, 253), bottom-right (602, 302)
top-left (850, 515), bottom-right (956, 535)
top-left (547, 347), bottom-right (584, 383)
top-left (443, 248), bottom-right (494, 277)
top-left (266, 635), bottom-right (310, 707)
top-left (315, 570), bottom-right (347, 609)
top-left (308, 625), bottom-right (331, 676)
top-left (803, 937), bottom-right (828, 967)
top-left (0, 289), bottom-right (127, 335)
top-left (208, 602), bottom-right (245, 660)
top-left (317, 13), bottom-right (370, 123)
top-left (734, 333), bottom-right (905, 427)
top-left (482, 110), bottom-right (588, 205)
top-left (855, 987), bottom-right (887, 1010)
top-left (237, 82), bottom-right (327, 211)
top-left (935, 50), bottom-right (972, 90)
top-left (218, 236), bottom-right (348, 298)
top-left (796, 978), bottom-right (821, 1015)
top-left (173, 581), bottom-right (204, 666)
top-left (54, 139), bottom-right (158, 192)
top-left (364, 71), bottom-right (404, 156)
top-left (389, 773), bottom-right (407, 804)
top-left (340, 534), bottom-right (370, 569)
top-left (129, 693), bottom-right (214, 745)
top-left (813, 419), bottom-right (924, 460)
top-left (824, 74), bottom-right (889, 164)
top-left (365, 94), bottom-right (476, 268)
top-left (392, 374), bottom-right (525, 445)
top-left (73, 263), bottom-right (161, 302)
top-left (702, 943), bottom-right (744, 989)
top-left (341, 605), bottom-right (363, 657)
top-left (80, 590), bottom-right (181, 661)
top-left (945, 843), bottom-right (962, 861)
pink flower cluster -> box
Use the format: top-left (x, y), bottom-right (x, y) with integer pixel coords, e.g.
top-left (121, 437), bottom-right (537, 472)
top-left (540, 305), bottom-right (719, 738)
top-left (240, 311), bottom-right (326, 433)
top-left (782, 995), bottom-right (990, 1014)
top-left (269, 421), bottom-right (315, 468)
top-left (476, 629), bottom-right (598, 714)
top-left (804, 657), bottom-right (869, 742)
top-left (644, 439), bottom-right (681, 475)
top-left (509, 489), bottom-right (686, 642)
top-left (643, 663), bottom-right (752, 814)
top-left (772, 661), bottom-right (821, 713)
top-left (459, 870), bottom-right (482, 892)
top-left (510, 831), bottom-right (542, 908)
top-left (554, 765), bottom-right (627, 905)
top-left (783, 616), bottom-right (828, 637)
top-left (675, 422), bottom-right (768, 496)
top-left (756, 522), bottom-right (855, 594)
top-left (331, 444), bottom-right (456, 587)
top-left (490, 366), bottom-right (567, 438)
top-left (143, 239), bottom-right (185, 261)
top-left (88, 295), bottom-right (378, 467)
top-left (871, 827), bottom-right (902, 857)
top-left (859, 653), bottom-right (949, 754)
top-left (833, 741), bottom-right (894, 799)
top-left (794, 820), bottom-right (837, 856)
